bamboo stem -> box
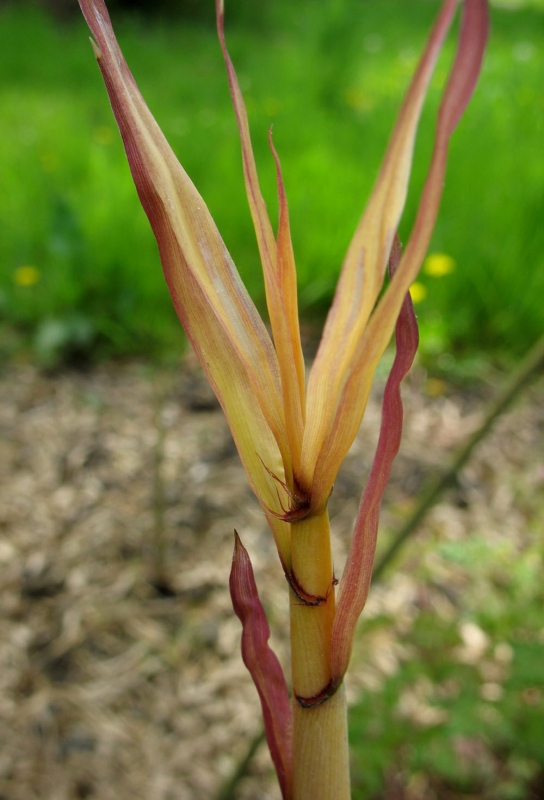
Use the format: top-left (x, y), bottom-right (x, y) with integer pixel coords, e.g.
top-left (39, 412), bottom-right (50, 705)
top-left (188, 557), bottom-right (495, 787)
top-left (292, 687), bottom-right (349, 800)
top-left (289, 510), bottom-right (350, 800)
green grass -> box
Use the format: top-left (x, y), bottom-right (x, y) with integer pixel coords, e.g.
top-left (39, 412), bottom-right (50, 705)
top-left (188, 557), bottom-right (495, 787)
top-left (0, 1), bottom-right (543, 365)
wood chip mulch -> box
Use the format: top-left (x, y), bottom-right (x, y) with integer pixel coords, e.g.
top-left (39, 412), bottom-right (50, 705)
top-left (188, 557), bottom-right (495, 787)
top-left (0, 357), bottom-right (542, 800)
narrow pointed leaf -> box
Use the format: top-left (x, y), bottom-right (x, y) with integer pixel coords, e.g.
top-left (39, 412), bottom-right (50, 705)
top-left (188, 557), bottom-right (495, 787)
top-left (301, 0), bottom-right (457, 498)
top-left (216, 0), bottom-right (276, 292)
top-left (78, 0), bottom-right (290, 529)
top-left (303, 0), bottom-right (488, 507)
top-left (269, 131), bottom-right (306, 478)
top-left (230, 533), bottom-right (293, 800)
top-left (330, 237), bottom-right (418, 684)
top-left (217, 0), bottom-right (305, 482)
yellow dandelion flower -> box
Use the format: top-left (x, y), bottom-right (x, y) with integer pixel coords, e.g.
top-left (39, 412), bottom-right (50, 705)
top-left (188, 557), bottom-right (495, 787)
top-left (14, 266), bottom-right (41, 287)
top-left (423, 253), bottom-right (456, 277)
top-left (409, 282), bottom-right (427, 303)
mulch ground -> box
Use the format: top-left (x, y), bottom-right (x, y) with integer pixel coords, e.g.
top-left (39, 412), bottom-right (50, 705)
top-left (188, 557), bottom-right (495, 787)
top-left (0, 356), bottom-right (542, 800)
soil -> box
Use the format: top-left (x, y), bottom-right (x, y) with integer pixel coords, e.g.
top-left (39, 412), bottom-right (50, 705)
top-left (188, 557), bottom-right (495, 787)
top-left (0, 356), bottom-right (543, 800)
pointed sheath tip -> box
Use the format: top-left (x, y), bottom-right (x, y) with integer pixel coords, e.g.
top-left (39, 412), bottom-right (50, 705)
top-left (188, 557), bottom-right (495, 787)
top-left (89, 36), bottom-right (102, 61)
top-left (229, 530), bottom-right (293, 799)
top-left (232, 530), bottom-right (247, 574)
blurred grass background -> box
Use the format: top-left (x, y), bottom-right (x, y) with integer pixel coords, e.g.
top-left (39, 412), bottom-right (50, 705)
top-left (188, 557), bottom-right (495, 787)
top-left (0, 0), bottom-right (543, 368)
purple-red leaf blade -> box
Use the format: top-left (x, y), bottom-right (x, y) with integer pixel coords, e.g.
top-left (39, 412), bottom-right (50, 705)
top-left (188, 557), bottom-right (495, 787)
top-left (330, 237), bottom-right (418, 684)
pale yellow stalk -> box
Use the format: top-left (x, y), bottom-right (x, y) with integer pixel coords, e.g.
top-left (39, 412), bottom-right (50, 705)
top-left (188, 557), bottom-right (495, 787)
top-left (289, 510), bottom-right (350, 799)
top-left (292, 689), bottom-right (349, 800)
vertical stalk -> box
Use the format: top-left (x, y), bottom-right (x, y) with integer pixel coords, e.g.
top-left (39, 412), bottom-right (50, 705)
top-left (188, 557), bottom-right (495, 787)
top-left (289, 510), bottom-right (350, 799)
